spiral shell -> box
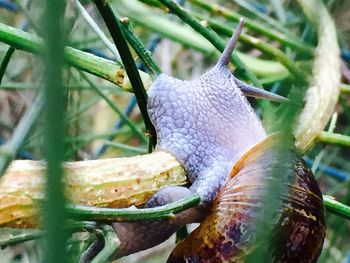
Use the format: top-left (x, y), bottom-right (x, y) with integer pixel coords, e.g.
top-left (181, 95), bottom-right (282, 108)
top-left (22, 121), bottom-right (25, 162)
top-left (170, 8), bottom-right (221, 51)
top-left (168, 135), bottom-right (325, 263)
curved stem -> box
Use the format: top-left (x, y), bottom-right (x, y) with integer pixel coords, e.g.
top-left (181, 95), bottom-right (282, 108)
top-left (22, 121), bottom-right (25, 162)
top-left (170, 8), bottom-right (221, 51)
top-left (91, 224), bottom-right (120, 263)
top-left (67, 194), bottom-right (200, 221)
top-left (0, 46), bottom-right (15, 85)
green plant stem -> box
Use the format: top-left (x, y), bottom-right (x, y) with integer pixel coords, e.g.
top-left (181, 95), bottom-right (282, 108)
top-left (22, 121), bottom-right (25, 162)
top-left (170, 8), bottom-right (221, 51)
top-left (0, 19), bottom-right (287, 84)
top-left (0, 82), bottom-right (122, 92)
top-left (0, 228), bottom-right (42, 247)
top-left (229, 0), bottom-right (292, 37)
top-left (67, 194), bottom-right (200, 221)
top-left (93, 0), bottom-right (156, 149)
top-left (11, 0), bottom-right (40, 33)
top-left (78, 72), bottom-right (148, 143)
top-left (0, 94), bottom-right (43, 177)
top-left (0, 46), bottom-right (15, 85)
top-left (318, 132), bottom-right (350, 147)
top-left (193, 12), bottom-right (306, 80)
top-left (41, 0), bottom-right (68, 262)
top-left (341, 83), bottom-right (350, 94)
top-left (75, 0), bottom-right (120, 59)
top-left (91, 224), bottom-right (120, 263)
top-left (118, 15), bottom-right (161, 75)
top-left (187, 0), bottom-right (313, 55)
top-left (0, 22), bottom-right (150, 89)
top-left (155, 0), bottom-right (262, 88)
top-left (270, 0), bottom-right (287, 23)
top-left (260, 72), bottom-right (290, 85)
top-left (103, 141), bottom-right (147, 154)
top-left (0, 221), bottom-right (97, 247)
top-left (98, 1), bottom-right (161, 75)
top-left (323, 195), bottom-right (350, 220)
top-left (118, 0), bottom-right (288, 79)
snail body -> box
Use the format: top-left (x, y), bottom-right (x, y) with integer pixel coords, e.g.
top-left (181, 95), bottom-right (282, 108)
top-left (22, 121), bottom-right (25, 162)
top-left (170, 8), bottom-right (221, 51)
top-left (113, 19), bottom-right (325, 261)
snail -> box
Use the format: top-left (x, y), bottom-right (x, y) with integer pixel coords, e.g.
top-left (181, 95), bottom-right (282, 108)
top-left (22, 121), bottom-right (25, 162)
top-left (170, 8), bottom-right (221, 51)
top-left (113, 19), bottom-right (325, 262)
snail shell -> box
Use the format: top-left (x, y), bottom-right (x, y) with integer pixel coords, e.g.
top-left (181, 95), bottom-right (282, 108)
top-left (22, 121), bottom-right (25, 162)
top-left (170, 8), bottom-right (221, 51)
top-left (168, 134), bottom-right (325, 263)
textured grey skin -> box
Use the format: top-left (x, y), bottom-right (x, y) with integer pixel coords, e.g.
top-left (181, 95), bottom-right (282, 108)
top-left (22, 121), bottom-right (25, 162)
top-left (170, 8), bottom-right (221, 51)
top-left (147, 65), bottom-right (267, 204)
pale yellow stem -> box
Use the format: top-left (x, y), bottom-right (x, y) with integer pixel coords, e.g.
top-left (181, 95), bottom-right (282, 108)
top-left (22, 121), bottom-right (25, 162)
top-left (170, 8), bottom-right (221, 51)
top-left (0, 151), bottom-right (187, 228)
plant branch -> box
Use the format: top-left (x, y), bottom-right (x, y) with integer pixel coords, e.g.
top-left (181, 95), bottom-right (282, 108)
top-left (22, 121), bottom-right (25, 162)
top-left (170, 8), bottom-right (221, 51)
top-left (91, 224), bottom-right (120, 263)
top-left (323, 195), bottom-right (350, 220)
top-left (193, 12), bottom-right (306, 80)
top-left (78, 71), bottom-right (148, 143)
top-left (229, 0), bottom-right (293, 38)
top-left (294, 0), bottom-right (341, 152)
top-left (93, 0), bottom-right (156, 149)
top-left (74, 0), bottom-right (120, 60)
top-left (0, 94), bottom-right (43, 177)
top-left (0, 151), bottom-right (187, 227)
top-left (318, 132), bottom-right (350, 147)
top-left (0, 22), bottom-right (151, 90)
top-left (41, 0), bottom-right (68, 261)
top-left (0, 46), bottom-right (15, 85)
top-left (155, 0), bottom-right (262, 87)
top-left (117, 14), bottom-right (161, 75)
top-left (67, 194), bottom-right (200, 221)
top-left (187, 0), bottom-right (313, 55)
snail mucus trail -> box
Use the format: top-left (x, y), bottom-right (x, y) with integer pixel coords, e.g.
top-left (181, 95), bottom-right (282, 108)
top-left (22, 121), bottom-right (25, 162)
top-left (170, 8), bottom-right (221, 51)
top-left (112, 19), bottom-right (325, 262)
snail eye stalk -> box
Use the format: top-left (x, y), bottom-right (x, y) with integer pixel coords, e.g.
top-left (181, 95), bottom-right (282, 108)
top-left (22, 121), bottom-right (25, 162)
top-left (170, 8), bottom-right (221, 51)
top-left (216, 18), bottom-right (245, 68)
top-left (236, 79), bottom-right (288, 103)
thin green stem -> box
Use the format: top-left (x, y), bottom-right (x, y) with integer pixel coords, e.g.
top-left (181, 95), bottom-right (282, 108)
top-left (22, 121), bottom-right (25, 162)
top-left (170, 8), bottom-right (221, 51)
top-left (118, 15), bottom-right (161, 75)
top-left (65, 130), bottom-right (127, 143)
top-left (318, 132), bottom-right (350, 147)
top-left (67, 194), bottom-right (200, 221)
top-left (79, 71), bottom-right (148, 143)
top-left (11, 0), bottom-right (40, 33)
top-left (0, 22), bottom-right (150, 89)
top-left (74, 0), bottom-right (120, 59)
top-left (260, 73), bottom-right (290, 85)
top-left (193, 12), bottom-right (306, 80)
top-left (341, 83), bottom-right (350, 94)
top-left (0, 82), bottom-right (122, 92)
top-left (0, 221), bottom-right (97, 247)
top-left (118, 0), bottom-right (288, 79)
top-left (0, 94), bottom-right (43, 177)
top-left (0, 19), bottom-right (287, 85)
top-left (0, 228), bottom-right (42, 247)
top-left (270, 0), bottom-right (287, 23)
top-left (188, 0), bottom-right (313, 55)
top-left (229, 0), bottom-right (292, 37)
top-left (103, 141), bottom-right (148, 154)
top-left (155, 0), bottom-right (262, 87)
top-left (323, 195), bottom-right (350, 220)
top-left (93, 0), bottom-right (156, 149)
top-left (91, 225), bottom-right (119, 263)
top-left (41, 0), bottom-right (68, 262)
top-left (0, 46), bottom-right (15, 85)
